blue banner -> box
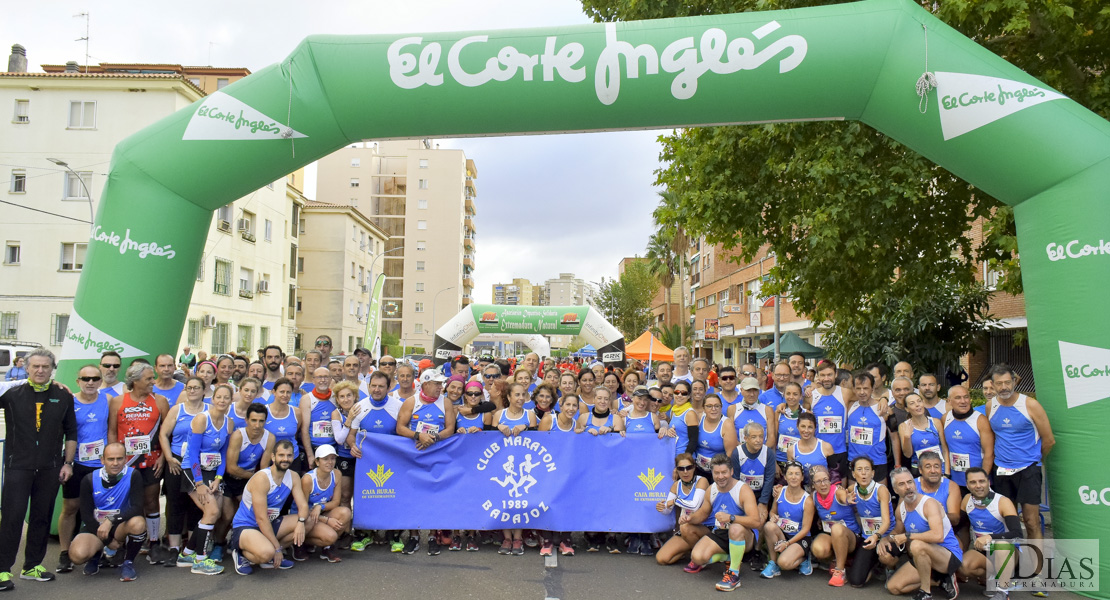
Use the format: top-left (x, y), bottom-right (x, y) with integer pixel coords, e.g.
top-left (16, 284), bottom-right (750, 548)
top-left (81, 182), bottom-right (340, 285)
top-left (353, 432), bottom-right (676, 532)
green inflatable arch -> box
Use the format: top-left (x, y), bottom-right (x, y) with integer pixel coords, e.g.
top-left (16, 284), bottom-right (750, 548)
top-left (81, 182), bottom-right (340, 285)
top-left (60, 0), bottom-right (1110, 592)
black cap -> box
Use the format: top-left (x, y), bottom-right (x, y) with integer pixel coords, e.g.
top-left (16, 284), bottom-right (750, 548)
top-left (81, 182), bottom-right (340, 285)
top-left (353, 347), bottom-right (371, 357)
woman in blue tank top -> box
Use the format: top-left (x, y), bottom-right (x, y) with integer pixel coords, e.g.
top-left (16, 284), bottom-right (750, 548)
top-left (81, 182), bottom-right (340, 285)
top-left (773, 382), bottom-right (805, 466)
top-left (157, 376), bottom-right (208, 557)
top-left (178, 383), bottom-right (234, 573)
top-left (297, 445), bottom-right (351, 562)
top-left (655, 453), bottom-right (711, 566)
top-left (898, 394), bottom-right (948, 475)
top-left (846, 457), bottom-right (893, 587)
top-left (809, 464), bottom-right (861, 587)
top-left (230, 377), bottom-right (262, 430)
top-left (577, 387), bottom-right (624, 435)
top-left (326, 381), bottom-right (360, 529)
top-left (691, 395), bottom-right (738, 474)
top-left (538, 393), bottom-right (581, 557)
top-left (787, 412), bottom-right (834, 488)
top-left (265, 379), bottom-right (304, 473)
top-left (456, 381), bottom-right (490, 433)
top-left (513, 369), bottom-right (537, 410)
top-left (493, 382), bottom-right (540, 557)
top-left (760, 461), bottom-right (814, 578)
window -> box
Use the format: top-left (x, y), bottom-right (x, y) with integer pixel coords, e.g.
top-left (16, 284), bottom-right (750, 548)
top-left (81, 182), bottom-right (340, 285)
top-left (187, 319), bottom-right (201, 346)
top-left (983, 262), bottom-right (1002, 291)
top-left (416, 240), bottom-right (426, 251)
top-left (417, 199), bottom-right (428, 210)
top-left (358, 267), bottom-right (364, 285)
top-left (4, 243), bottom-right (19, 265)
top-left (418, 179), bottom-right (429, 189)
top-left (350, 178), bottom-right (360, 188)
top-left (64, 171), bottom-right (92, 200)
top-left (239, 267), bottom-right (254, 295)
top-left (240, 210), bottom-right (256, 239)
top-left (349, 299), bottom-right (355, 315)
top-left (419, 159), bottom-right (429, 169)
top-left (288, 285), bottom-right (296, 312)
top-left (352, 225), bottom-right (357, 241)
top-left (415, 282), bottom-right (424, 292)
top-left (216, 78), bottom-right (229, 90)
top-left (214, 259), bottom-right (232, 295)
top-left (748, 279), bottom-right (762, 313)
top-left (212, 322), bottom-right (229, 355)
top-left (360, 231), bottom-right (366, 249)
top-left (237, 325), bottom-right (252, 353)
top-left (415, 302), bottom-right (426, 313)
top-left (718, 290), bottom-right (728, 302)
top-left (289, 244), bottom-right (298, 278)
top-left (416, 261), bottom-right (425, 271)
top-left (260, 273), bottom-right (271, 293)
top-left (696, 298), bottom-right (704, 309)
top-left (706, 294), bottom-right (715, 306)
top-left (417, 220), bottom-right (427, 230)
top-left (51, 314), bottom-right (69, 346)
top-left (291, 204), bottom-right (300, 237)
top-left (259, 326), bottom-right (270, 347)
top-left (68, 101), bottom-right (96, 128)
top-left (414, 323), bottom-right (424, 334)
top-left (264, 219), bottom-right (272, 242)
top-left (350, 158), bottom-right (360, 167)
top-left (297, 257), bottom-right (304, 273)
top-left (60, 242), bottom-right (87, 271)
top-left (298, 219), bottom-right (306, 235)
top-left (13, 99), bottom-right (29, 123)
top-left (196, 259), bottom-right (204, 281)
top-left (216, 204), bottom-right (233, 229)
top-left (10, 170), bottom-right (26, 193)
top-left (0, 312), bottom-right (18, 339)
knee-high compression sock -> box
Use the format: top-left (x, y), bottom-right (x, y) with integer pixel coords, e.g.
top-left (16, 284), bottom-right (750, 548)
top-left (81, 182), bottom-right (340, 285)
top-left (125, 532), bottom-right (147, 562)
top-left (728, 540), bottom-right (746, 574)
top-left (193, 523), bottom-right (214, 560)
top-left (146, 513), bottom-right (161, 545)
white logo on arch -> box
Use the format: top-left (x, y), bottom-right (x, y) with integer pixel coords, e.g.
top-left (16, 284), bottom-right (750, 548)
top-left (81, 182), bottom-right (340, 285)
top-left (183, 91), bottom-right (308, 141)
top-left (935, 72), bottom-right (1065, 140)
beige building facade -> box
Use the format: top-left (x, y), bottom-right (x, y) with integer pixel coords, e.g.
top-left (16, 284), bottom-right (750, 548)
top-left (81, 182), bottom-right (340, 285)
top-left (316, 140), bottom-right (476, 353)
top-left (492, 279), bottom-right (533, 306)
top-left (545, 273), bottom-right (594, 307)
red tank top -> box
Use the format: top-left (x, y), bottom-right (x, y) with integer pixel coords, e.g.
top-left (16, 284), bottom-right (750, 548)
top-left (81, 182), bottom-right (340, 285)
top-left (117, 392), bottom-right (162, 468)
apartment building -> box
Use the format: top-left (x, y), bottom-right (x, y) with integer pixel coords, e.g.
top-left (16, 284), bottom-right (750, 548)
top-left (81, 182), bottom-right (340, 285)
top-left (316, 140), bottom-right (476, 352)
top-left (492, 279), bottom-right (533, 306)
top-left (545, 273), bottom-right (594, 307)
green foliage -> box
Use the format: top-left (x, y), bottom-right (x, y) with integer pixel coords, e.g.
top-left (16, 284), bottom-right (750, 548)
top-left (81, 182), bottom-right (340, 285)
top-left (580, 0), bottom-right (1110, 367)
top-left (381, 331), bottom-right (400, 356)
top-left (652, 323), bottom-right (690, 350)
top-left (596, 259), bottom-right (659, 339)
top-left (567, 335), bottom-right (588, 353)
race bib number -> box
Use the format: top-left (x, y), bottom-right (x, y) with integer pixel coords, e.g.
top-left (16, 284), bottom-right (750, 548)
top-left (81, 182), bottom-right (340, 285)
top-left (79, 439), bottom-right (105, 462)
top-left (740, 473), bottom-right (763, 491)
top-left (996, 466), bottom-right (1022, 477)
top-left (861, 516), bottom-right (884, 536)
top-left (821, 519), bottom-right (837, 534)
top-left (950, 452), bottom-right (971, 472)
top-left (414, 421), bottom-right (440, 435)
top-left (914, 445), bottom-right (941, 461)
top-left (818, 416), bottom-right (842, 435)
top-left (94, 509), bottom-right (119, 522)
top-left (266, 507), bottom-right (281, 521)
top-left (777, 434), bottom-right (799, 454)
top-left (312, 420), bottom-right (333, 438)
top-left (695, 454), bottom-right (712, 470)
top-left (777, 517), bottom-right (800, 534)
top-left (850, 426), bottom-right (873, 446)
top-left (200, 452), bottom-right (222, 469)
top-left (124, 434), bottom-right (151, 456)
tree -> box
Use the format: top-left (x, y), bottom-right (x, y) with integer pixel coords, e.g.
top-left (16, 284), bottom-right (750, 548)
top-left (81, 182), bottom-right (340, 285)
top-left (580, 0), bottom-right (1109, 372)
top-left (652, 323), bottom-right (689, 352)
top-left (595, 259), bottom-right (659, 339)
top-left (645, 190), bottom-right (689, 340)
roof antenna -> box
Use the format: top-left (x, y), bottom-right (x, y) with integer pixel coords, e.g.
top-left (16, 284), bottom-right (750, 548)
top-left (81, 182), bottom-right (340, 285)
top-left (74, 12), bottom-right (89, 73)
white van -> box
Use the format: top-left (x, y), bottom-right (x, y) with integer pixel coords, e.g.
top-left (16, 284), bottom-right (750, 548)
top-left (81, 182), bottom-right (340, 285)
top-left (0, 342), bottom-right (42, 379)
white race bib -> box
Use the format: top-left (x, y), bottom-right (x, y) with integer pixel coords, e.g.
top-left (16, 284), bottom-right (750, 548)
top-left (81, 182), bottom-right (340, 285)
top-left (777, 434), bottom-right (799, 454)
top-left (266, 507), bottom-right (281, 521)
top-left (414, 421), bottom-right (440, 435)
top-left (79, 439), bottom-right (105, 463)
top-left (740, 473), bottom-right (764, 491)
top-left (124, 434), bottom-right (151, 456)
top-left (996, 466), bottom-right (1022, 477)
top-left (695, 453), bottom-right (712, 470)
top-left (850, 426), bottom-right (873, 446)
top-left (777, 516), bottom-right (800, 534)
top-left (94, 509), bottom-right (119, 522)
top-left (312, 420), bottom-right (333, 438)
top-left (200, 452), bottom-right (222, 469)
top-left (818, 416), bottom-right (842, 435)
top-left (861, 516), bottom-right (884, 536)
top-left (915, 445), bottom-right (941, 460)
top-left (821, 519), bottom-right (838, 534)
top-left (950, 452), bottom-right (971, 471)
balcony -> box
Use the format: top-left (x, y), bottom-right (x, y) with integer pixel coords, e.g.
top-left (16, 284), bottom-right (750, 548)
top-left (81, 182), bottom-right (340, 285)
top-left (462, 294), bottom-right (473, 306)
top-left (465, 194), bottom-right (475, 214)
top-left (465, 177), bottom-right (477, 196)
top-left (239, 288), bottom-right (255, 299)
top-left (464, 214), bottom-right (475, 232)
top-left (464, 235), bottom-right (476, 252)
top-left (463, 275), bottom-right (474, 289)
top-left (463, 254), bottom-right (474, 269)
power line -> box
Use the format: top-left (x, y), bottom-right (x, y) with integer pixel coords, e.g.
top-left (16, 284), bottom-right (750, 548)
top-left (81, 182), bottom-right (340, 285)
top-left (0, 199), bottom-right (92, 224)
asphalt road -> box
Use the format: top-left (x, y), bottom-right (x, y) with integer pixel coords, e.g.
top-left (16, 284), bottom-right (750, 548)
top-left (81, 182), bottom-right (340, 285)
top-left (5, 534), bottom-right (1083, 600)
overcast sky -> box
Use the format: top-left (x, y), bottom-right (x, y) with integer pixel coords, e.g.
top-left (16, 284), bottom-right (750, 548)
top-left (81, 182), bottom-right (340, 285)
top-left (3, 1), bottom-right (665, 303)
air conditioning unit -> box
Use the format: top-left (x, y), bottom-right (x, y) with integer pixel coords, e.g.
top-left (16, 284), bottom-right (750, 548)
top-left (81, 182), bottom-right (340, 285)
top-left (361, 284), bottom-right (370, 293)
top-left (202, 315), bottom-right (217, 328)
top-left (237, 219), bottom-right (250, 232)
top-left (257, 280), bottom-right (270, 293)
top-left (216, 220), bottom-right (231, 233)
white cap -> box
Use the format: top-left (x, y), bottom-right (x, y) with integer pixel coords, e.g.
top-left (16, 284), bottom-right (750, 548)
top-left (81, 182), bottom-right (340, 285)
top-left (740, 377), bottom-right (761, 391)
top-left (314, 444), bottom-right (337, 461)
top-left (420, 369), bottom-right (447, 385)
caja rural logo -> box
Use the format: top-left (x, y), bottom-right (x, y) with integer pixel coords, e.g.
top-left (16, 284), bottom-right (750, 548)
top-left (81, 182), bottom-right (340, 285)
top-left (635, 468), bottom-right (667, 503)
top-left (362, 464), bottom-right (396, 499)
top-left (477, 437), bottom-right (557, 526)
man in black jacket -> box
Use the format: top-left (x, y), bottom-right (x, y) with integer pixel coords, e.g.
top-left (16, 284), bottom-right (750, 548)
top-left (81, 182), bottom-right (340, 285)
top-left (0, 348), bottom-right (77, 591)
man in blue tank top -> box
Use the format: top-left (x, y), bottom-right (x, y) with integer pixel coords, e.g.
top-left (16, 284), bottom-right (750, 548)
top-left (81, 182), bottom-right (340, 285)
top-left (985, 364), bottom-right (1054, 544)
top-left (57, 365), bottom-right (111, 574)
top-left (915, 451), bottom-right (962, 527)
top-left (880, 468), bottom-right (962, 600)
top-left (758, 362), bottom-right (792, 410)
top-left (687, 454), bottom-right (761, 592)
top-left (68, 443), bottom-right (147, 581)
top-left (960, 467), bottom-right (1021, 600)
top-left (228, 440), bottom-right (309, 575)
top-left (943, 385), bottom-right (994, 496)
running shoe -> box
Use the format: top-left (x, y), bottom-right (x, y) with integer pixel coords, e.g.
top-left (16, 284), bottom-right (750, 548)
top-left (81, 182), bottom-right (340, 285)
top-left (540, 541), bottom-right (554, 556)
top-left (559, 541), bottom-right (575, 556)
top-left (449, 535), bottom-right (463, 551)
top-left (118, 560), bottom-right (137, 582)
top-left (587, 542), bottom-right (600, 552)
top-left (498, 539), bottom-right (512, 555)
top-left (176, 552), bottom-right (195, 568)
top-left (164, 548), bottom-right (181, 568)
top-left (209, 546), bottom-right (224, 563)
top-left (0, 573), bottom-right (11, 591)
top-left (481, 532), bottom-right (497, 546)
top-left (56, 551), bottom-right (74, 574)
top-left (627, 535), bottom-right (642, 555)
top-left (232, 549), bottom-right (253, 575)
top-left (912, 590), bottom-right (934, 600)
top-left (390, 538), bottom-right (405, 553)
top-left (438, 530), bottom-right (453, 546)
top-left (100, 550), bottom-right (121, 568)
top-left (684, 561), bottom-right (705, 574)
top-left (716, 570), bottom-right (742, 591)
top-left (427, 538), bottom-right (441, 556)
top-left (650, 533), bottom-right (663, 549)
top-left (19, 566), bottom-right (55, 582)
top-left (350, 536), bottom-right (373, 552)
top-left (191, 558), bottom-right (224, 576)
top-left (292, 544), bottom-right (309, 562)
top-left (83, 553), bottom-right (100, 576)
top-left (524, 531), bottom-right (539, 548)
top-left (761, 560), bottom-right (782, 579)
top-left (989, 590), bottom-right (1009, 600)
top-left (749, 549), bottom-right (765, 572)
top-left (606, 535), bottom-right (622, 554)
top-left (466, 536), bottom-right (479, 552)
top-left (145, 545), bottom-right (166, 566)
top-left (511, 540), bottom-right (525, 556)
top-left (829, 567), bottom-right (846, 587)
top-left (402, 537), bottom-right (420, 555)
top-left (800, 557), bottom-right (814, 576)
top-left (939, 573), bottom-right (959, 600)
top-left (321, 546), bottom-right (342, 563)
top-left (336, 532), bottom-right (353, 550)
top-left (259, 558), bottom-right (294, 570)
top-left (639, 539), bottom-right (655, 557)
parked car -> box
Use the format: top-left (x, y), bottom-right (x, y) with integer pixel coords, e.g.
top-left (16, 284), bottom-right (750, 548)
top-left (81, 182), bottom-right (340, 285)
top-left (0, 341), bottom-right (43, 379)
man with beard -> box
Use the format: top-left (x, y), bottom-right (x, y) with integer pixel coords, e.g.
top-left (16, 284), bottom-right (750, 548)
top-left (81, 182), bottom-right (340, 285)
top-left (919, 374), bottom-right (946, 419)
top-left (958, 467), bottom-right (1021, 600)
top-left (98, 351), bottom-right (126, 399)
top-left (716, 366), bottom-right (741, 409)
top-left (880, 468), bottom-right (962, 600)
top-left (654, 362), bottom-right (673, 388)
top-left (229, 440), bottom-right (309, 575)
top-left (232, 356), bottom-right (249, 385)
top-left (346, 372), bottom-right (404, 552)
top-left (788, 353), bottom-right (810, 389)
top-left (261, 345), bottom-right (285, 393)
top-left (69, 442), bottom-right (148, 581)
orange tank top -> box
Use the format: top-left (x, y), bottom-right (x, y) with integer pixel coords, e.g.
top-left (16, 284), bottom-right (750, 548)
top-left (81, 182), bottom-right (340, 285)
top-left (117, 392), bottom-right (162, 468)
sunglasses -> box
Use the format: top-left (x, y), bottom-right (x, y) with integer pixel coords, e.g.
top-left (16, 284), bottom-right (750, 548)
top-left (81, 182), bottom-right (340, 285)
top-left (379, 361), bottom-right (396, 366)
top-left (465, 391), bottom-right (483, 397)
top-left (315, 341), bottom-right (331, 346)
top-left (485, 373), bottom-right (501, 379)
top-left (673, 391), bottom-right (689, 396)
top-left (742, 371), bottom-right (756, 376)
top-left (78, 376), bottom-right (102, 383)
top-left (676, 465), bottom-right (696, 472)
top-left (101, 363), bottom-right (121, 369)
top-left (720, 375), bottom-right (736, 381)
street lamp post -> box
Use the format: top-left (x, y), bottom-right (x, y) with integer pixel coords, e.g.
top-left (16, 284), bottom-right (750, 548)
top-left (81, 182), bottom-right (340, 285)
top-left (47, 158), bottom-right (94, 232)
top-left (431, 285), bottom-right (456, 344)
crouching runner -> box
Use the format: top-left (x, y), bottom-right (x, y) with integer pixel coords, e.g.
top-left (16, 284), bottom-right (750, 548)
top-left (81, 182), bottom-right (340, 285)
top-left (228, 440), bottom-right (309, 575)
top-left (69, 442), bottom-right (147, 582)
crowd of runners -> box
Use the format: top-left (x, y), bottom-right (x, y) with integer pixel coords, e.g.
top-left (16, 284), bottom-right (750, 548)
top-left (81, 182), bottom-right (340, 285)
top-left (0, 341), bottom-right (1053, 600)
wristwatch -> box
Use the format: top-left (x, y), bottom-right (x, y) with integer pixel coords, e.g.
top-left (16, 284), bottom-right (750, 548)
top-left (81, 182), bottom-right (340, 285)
top-left (729, 515), bottom-right (735, 524)
top-left (298, 517), bottom-right (307, 523)
top-left (64, 460), bottom-right (74, 466)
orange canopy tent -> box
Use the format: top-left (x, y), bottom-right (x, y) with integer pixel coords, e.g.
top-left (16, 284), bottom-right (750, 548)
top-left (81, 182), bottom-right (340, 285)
top-left (624, 330), bottom-right (673, 362)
